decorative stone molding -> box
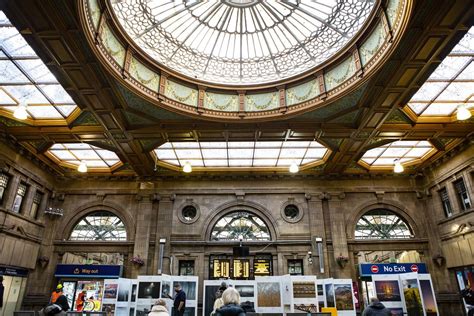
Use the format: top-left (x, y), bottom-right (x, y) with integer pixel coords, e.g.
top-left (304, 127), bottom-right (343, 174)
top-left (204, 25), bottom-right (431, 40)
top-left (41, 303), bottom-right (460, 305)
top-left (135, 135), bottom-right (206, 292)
top-left (281, 199), bottom-right (304, 224)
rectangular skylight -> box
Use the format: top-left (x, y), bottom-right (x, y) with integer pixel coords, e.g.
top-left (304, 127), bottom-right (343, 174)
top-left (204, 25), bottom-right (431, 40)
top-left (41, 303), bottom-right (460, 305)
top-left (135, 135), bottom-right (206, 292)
top-left (48, 143), bottom-right (121, 171)
top-left (360, 140), bottom-right (435, 167)
top-left (407, 27), bottom-right (474, 117)
top-left (0, 11), bottom-right (78, 120)
top-left (154, 140), bottom-right (328, 169)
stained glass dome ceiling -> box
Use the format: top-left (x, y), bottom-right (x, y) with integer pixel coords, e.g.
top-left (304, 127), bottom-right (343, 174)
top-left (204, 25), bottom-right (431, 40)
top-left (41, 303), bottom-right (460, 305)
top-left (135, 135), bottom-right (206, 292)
top-left (110, 0), bottom-right (376, 86)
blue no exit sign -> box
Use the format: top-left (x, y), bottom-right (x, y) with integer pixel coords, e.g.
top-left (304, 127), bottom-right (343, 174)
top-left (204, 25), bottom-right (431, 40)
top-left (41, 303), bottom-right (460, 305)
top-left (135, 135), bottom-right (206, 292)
top-left (359, 263), bottom-right (428, 277)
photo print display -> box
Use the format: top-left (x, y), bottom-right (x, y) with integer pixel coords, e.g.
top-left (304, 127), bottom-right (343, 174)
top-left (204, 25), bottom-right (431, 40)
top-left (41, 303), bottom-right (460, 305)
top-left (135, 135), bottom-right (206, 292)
top-left (102, 303), bottom-right (115, 314)
top-left (161, 281), bottom-right (171, 298)
top-left (104, 283), bottom-right (118, 299)
top-left (374, 280), bottom-right (401, 302)
top-left (292, 281), bottom-right (316, 298)
top-left (136, 303), bottom-right (153, 316)
top-left (117, 285), bottom-right (129, 302)
top-left (334, 283), bottom-right (354, 311)
top-left (388, 308), bottom-right (404, 316)
top-left (325, 283), bottom-right (335, 308)
top-left (138, 282), bottom-right (160, 299)
top-left (173, 281), bottom-right (196, 301)
top-left (402, 278), bottom-right (423, 316)
top-left (419, 279), bottom-right (438, 316)
top-left (203, 283), bottom-right (221, 316)
top-left (257, 282), bottom-right (282, 307)
top-left (172, 307), bottom-right (195, 316)
top-left (131, 284), bottom-right (137, 302)
top-left (235, 285), bottom-right (254, 298)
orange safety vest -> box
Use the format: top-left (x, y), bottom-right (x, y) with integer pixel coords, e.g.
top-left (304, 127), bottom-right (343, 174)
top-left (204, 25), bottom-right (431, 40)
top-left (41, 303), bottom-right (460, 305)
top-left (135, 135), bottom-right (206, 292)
top-left (51, 291), bottom-right (62, 303)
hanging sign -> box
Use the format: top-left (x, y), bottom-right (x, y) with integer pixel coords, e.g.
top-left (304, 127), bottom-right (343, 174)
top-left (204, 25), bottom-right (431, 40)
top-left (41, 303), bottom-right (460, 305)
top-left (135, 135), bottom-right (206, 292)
top-left (359, 263), bottom-right (427, 277)
top-left (54, 264), bottom-right (122, 278)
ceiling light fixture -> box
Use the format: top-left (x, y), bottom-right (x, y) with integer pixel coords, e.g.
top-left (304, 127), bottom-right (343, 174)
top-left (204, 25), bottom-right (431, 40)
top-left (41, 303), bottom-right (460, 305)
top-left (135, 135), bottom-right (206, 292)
top-left (182, 161), bottom-right (192, 173)
top-left (289, 162), bottom-right (299, 173)
top-left (77, 160), bottom-right (88, 173)
top-left (456, 105), bottom-right (472, 121)
top-left (13, 104), bottom-right (28, 120)
top-left (393, 159), bottom-right (404, 173)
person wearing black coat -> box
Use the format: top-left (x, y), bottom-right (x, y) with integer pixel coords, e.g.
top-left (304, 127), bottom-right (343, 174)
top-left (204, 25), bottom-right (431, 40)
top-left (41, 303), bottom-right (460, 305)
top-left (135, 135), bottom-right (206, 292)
top-left (0, 276), bottom-right (4, 313)
top-left (215, 288), bottom-right (245, 316)
top-left (362, 297), bottom-right (391, 316)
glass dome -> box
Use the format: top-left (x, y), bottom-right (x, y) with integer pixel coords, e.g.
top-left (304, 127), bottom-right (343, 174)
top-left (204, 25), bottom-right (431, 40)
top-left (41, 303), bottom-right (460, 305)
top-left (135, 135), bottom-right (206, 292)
top-left (110, 0), bottom-right (376, 86)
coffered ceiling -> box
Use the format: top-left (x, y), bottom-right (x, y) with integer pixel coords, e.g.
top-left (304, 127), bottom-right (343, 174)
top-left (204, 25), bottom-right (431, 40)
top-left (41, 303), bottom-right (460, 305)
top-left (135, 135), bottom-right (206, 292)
top-left (0, 0), bottom-right (472, 178)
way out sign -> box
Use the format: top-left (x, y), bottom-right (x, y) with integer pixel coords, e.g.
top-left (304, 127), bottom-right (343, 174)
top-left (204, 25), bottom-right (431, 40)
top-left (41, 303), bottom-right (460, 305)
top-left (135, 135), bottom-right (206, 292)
top-left (359, 263), bottom-right (427, 277)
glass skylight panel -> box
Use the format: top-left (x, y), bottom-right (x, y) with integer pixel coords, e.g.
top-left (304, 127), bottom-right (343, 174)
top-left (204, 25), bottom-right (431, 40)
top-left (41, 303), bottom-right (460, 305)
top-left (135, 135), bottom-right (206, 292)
top-left (0, 11), bottom-right (78, 120)
top-left (407, 27), bottom-right (474, 116)
top-left (360, 140), bottom-right (435, 168)
top-left (48, 143), bottom-right (121, 171)
top-left (111, 0), bottom-right (375, 85)
top-left (154, 140), bottom-right (328, 169)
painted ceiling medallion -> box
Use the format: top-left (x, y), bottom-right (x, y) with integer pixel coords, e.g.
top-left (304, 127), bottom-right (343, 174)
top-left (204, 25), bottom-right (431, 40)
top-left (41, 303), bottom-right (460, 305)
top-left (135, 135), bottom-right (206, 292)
top-left (110, 0), bottom-right (376, 85)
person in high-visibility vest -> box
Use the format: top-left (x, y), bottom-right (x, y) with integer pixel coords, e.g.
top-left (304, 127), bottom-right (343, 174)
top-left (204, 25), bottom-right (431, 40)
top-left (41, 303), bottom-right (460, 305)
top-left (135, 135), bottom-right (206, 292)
top-left (50, 284), bottom-right (64, 304)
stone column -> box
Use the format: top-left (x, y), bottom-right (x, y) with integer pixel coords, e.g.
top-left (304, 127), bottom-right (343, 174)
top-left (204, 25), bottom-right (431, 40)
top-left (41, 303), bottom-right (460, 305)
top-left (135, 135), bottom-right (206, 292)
top-left (131, 193), bottom-right (153, 277)
top-left (306, 193), bottom-right (329, 277)
top-left (3, 173), bottom-right (20, 211)
top-left (327, 192), bottom-right (351, 278)
top-left (155, 194), bottom-right (174, 275)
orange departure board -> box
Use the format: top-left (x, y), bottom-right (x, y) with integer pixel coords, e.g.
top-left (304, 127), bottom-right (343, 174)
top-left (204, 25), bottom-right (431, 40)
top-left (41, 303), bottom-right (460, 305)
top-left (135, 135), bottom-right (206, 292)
top-left (233, 259), bottom-right (250, 279)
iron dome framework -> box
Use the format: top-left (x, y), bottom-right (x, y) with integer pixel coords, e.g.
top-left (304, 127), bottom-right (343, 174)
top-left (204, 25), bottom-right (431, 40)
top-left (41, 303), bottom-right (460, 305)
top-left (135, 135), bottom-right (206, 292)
top-left (69, 211), bottom-right (127, 241)
top-left (110, 0), bottom-right (376, 85)
top-left (355, 209), bottom-right (413, 239)
top-left (211, 211), bottom-right (271, 241)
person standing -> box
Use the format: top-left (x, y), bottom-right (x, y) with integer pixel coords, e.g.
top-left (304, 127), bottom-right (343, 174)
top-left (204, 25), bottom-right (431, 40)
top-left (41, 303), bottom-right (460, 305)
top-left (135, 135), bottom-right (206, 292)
top-left (149, 299), bottom-right (170, 316)
top-left (50, 284), bottom-right (63, 304)
top-left (76, 289), bottom-right (87, 311)
top-left (0, 276), bottom-right (4, 314)
top-left (461, 285), bottom-right (474, 316)
top-left (362, 297), bottom-right (390, 316)
top-left (169, 283), bottom-right (186, 316)
top-left (215, 288), bottom-right (245, 316)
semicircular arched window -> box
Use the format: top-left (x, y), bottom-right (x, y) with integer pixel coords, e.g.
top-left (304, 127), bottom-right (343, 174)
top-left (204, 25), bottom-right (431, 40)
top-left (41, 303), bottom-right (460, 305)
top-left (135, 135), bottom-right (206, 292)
top-left (355, 209), bottom-right (413, 240)
top-left (211, 211), bottom-right (270, 241)
top-left (69, 211), bottom-right (127, 241)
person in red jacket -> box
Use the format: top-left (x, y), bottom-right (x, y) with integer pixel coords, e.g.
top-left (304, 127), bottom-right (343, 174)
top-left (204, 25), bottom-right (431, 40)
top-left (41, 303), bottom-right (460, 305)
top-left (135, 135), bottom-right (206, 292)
top-left (76, 290), bottom-right (87, 311)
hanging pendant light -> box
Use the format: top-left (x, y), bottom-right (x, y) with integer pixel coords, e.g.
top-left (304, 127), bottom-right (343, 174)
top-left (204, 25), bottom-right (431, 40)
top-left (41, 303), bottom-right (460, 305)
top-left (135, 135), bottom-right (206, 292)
top-left (456, 105), bottom-right (471, 121)
top-left (289, 162), bottom-right (299, 173)
top-left (77, 160), bottom-right (88, 173)
top-left (182, 161), bottom-right (192, 173)
top-left (393, 159), bottom-right (404, 173)
top-left (13, 103), bottom-right (28, 120)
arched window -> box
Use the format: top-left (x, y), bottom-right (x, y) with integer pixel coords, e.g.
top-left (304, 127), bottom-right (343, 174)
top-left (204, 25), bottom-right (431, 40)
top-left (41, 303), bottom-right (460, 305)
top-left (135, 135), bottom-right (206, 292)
top-left (211, 211), bottom-right (270, 241)
top-left (69, 211), bottom-right (127, 241)
top-left (355, 209), bottom-right (413, 239)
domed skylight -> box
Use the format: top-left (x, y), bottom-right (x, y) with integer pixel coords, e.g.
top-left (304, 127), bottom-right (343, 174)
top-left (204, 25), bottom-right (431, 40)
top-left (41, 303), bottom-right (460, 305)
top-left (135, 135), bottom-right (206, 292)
top-left (110, 0), bottom-right (376, 85)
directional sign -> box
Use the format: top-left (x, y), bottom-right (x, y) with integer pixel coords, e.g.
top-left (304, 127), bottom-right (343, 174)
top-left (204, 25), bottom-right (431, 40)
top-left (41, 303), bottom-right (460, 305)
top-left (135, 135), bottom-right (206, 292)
top-left (359, 263), bottom-right (427, 276)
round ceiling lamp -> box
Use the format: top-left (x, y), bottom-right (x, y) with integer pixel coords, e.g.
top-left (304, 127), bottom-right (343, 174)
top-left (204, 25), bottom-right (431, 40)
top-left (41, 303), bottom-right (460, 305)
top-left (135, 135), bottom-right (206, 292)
top-left (182, 161), bottom-right (192, 173)
top-left (13, 104), bottom-right (28, 120)
top-left (393, 159), bottom-right (404, 173)
top-left (456, 105), bottom-right (472, 121)
top-left (77, 160), bottom-right (88, 173)
top-left (289, 162), bottom-right (299, 174)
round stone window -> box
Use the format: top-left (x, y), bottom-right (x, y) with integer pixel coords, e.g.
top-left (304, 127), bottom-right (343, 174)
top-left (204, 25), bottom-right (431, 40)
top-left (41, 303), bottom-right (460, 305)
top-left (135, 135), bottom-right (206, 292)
top-left (182, 205), bottom-right (197, 222)
top-left (281, 203), bottom-right (303, 223)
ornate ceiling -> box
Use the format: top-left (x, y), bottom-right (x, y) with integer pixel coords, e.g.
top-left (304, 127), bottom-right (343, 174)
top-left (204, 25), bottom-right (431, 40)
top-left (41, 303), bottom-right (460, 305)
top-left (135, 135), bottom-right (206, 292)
top-left (109, 0), bottom-right (376, 85)
top-left (0, 0), bottom-right (472, 178)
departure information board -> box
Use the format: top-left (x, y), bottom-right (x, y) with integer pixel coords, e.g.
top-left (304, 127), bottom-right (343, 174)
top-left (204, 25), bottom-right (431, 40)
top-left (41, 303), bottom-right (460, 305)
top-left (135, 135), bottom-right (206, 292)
top-left (253, 259), bottom-right (271, 276)
top-left (233, 259), bottom-right (250, 279)
top-left (213, 259), bottom-right (230, 278)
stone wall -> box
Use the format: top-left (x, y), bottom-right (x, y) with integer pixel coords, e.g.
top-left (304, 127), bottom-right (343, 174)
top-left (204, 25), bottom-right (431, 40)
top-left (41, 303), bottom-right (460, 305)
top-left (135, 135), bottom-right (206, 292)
top-left (1, 140), bottom-right (473, 315)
